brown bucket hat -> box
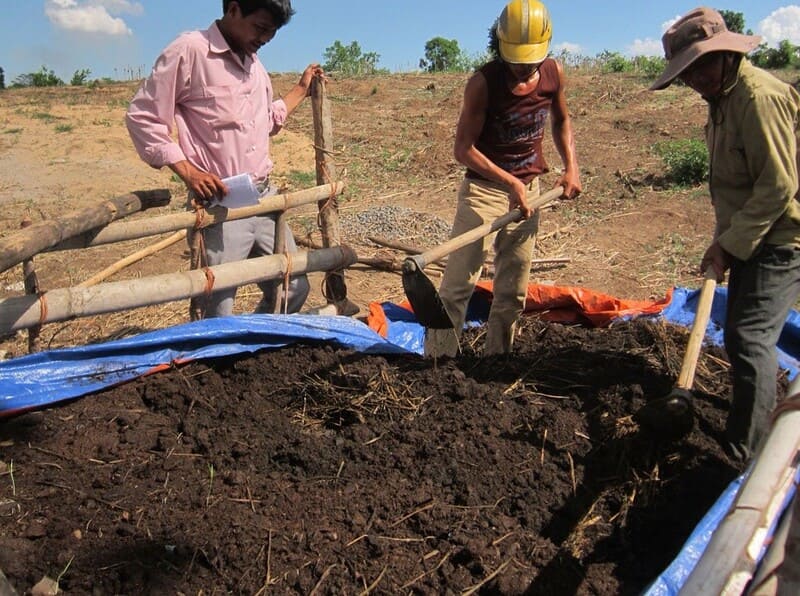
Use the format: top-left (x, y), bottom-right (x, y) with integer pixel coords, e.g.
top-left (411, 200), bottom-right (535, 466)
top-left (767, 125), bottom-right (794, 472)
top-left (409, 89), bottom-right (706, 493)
top-left (650, 6), bottom-right (761, 90)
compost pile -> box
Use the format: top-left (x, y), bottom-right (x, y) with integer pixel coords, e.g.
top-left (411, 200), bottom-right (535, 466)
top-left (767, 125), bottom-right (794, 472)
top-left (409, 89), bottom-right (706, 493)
top-left (0, 316), bottom-right (747, 595)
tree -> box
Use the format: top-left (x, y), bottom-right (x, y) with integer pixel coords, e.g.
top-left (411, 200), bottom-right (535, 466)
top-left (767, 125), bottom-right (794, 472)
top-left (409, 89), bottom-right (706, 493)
top-left (718, 9), bottom-right (745, 34)
top-left (322, 41), bottom-right (382, 76)
top-left (0, 67), bottom-right (4, 90)
top-left (70, 68), bottom-right (91, 86)
top-left (13, 66), bottom-right (63, 87)
top-left (419, 37), bottom-right (464, 72)
top-left (751, 39), bottom-right (799, 69)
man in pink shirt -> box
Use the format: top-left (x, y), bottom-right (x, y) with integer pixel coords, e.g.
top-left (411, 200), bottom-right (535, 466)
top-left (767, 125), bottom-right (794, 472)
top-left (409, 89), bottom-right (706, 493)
top-left (126, 0), bottom-right (322, 317)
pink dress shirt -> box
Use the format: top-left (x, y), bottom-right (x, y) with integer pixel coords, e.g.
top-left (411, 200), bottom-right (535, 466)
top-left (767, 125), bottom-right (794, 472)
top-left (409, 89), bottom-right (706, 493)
top-left (126, 21), bottom-right (288, 181)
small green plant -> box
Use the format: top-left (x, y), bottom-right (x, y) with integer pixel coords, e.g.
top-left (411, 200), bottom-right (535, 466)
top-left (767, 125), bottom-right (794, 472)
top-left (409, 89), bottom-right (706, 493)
top-left (654, 139), bottom-right (709, 187)
top-left (31, 112), bottom-right (59, 122)
top-left (54, 123), bottom-right (74, 133)
top-left (3, 128), bottom-right (22, 134)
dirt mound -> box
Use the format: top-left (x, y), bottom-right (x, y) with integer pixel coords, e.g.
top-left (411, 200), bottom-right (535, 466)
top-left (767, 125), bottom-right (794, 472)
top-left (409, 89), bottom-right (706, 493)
top-left (0, 316), bottom-right (746, 594)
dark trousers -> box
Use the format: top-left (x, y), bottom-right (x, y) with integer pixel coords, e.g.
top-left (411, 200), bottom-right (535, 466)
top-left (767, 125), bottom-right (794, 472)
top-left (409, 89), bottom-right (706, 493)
top-left (725, 244), bottom-right (800, 455)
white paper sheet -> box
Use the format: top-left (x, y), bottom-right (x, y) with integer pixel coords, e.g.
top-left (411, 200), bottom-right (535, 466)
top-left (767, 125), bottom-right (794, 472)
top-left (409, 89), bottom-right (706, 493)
top-left (209, 173), bottom-right (260, 209)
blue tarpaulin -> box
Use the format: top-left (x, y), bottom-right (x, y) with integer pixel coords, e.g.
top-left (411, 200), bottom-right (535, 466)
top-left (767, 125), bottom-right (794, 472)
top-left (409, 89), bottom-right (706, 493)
top-left (2, 284), bottom-right (800, 594)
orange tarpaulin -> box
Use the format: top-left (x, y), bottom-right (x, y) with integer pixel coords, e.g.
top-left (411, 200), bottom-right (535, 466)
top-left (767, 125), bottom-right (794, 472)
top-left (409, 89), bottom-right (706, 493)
top-left (368, 281), bottom-right (673, 338)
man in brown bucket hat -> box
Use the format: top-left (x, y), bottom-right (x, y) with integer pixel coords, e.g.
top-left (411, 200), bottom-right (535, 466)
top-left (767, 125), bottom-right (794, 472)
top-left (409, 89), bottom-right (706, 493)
top-left (651, 7), bottom-right (800, 463)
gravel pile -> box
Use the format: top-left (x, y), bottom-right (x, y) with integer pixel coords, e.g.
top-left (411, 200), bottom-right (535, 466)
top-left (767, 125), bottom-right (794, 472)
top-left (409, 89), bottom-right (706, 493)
top-left (340, 205), bottom-right (452, 247)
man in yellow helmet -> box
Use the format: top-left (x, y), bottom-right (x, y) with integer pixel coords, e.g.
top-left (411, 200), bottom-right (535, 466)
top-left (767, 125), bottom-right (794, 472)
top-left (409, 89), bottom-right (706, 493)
top-left (425, 0), bottom-right (581, 358)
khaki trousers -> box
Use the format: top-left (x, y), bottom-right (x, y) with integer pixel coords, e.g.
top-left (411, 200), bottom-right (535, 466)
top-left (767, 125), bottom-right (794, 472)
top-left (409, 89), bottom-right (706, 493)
top-left (425, 177), bottom-right (540, 357)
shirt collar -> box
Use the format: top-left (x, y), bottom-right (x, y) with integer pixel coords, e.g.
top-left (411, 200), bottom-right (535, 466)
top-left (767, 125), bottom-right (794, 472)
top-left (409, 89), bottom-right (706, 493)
top-left (208, 21), bottom-right (231, 56)
top-left (207, 20), bottom-right (253, 71)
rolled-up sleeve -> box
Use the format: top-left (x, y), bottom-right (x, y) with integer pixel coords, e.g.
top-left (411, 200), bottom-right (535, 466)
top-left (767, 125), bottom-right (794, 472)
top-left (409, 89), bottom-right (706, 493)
top-left (125, 42), bottom-right (189, 168)
top-left (269, 97), bottom-right (288, 136)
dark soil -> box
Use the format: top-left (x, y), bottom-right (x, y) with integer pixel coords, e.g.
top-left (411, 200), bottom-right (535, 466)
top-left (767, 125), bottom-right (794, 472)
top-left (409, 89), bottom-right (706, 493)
top-left (0, 316), bottom-right (748, 595)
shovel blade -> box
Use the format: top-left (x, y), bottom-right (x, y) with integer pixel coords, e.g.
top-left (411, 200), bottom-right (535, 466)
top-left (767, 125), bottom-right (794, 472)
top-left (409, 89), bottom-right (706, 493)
top-left (401, 257), bottom-right (454, 329)
top-left (634, 387), bottom-right (695, 439)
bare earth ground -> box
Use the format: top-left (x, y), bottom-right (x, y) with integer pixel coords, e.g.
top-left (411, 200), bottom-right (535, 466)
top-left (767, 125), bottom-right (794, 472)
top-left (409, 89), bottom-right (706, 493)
top-left (0, 70), bottom-right (767, 593)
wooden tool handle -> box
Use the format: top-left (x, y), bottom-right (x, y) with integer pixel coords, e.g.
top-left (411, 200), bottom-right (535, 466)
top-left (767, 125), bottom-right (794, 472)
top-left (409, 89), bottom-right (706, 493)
top-left (414, 186), bottom-right (564, 269)
top-left (676, 268), bottom-right (718, 390)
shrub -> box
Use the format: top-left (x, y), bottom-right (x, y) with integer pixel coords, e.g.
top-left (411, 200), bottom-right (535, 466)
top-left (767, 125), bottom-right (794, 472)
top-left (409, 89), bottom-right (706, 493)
top-left (633, 55), bottom-right (666, 79)
top-left (654, 139), bottom-right (709, 187)
top-left (70, 69), bottom-right (91, 86)
top-left (598, 51), bottom-right (633, 73)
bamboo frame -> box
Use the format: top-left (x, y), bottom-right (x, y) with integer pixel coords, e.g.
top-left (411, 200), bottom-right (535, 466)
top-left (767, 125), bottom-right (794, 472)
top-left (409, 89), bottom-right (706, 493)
top-left (0, 246), bottom-right (357, 334)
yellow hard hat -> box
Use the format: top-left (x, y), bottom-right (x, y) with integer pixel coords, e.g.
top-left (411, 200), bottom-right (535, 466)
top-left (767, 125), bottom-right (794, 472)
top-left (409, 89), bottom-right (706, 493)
top-left (497, 0), bottom-right (552, 64)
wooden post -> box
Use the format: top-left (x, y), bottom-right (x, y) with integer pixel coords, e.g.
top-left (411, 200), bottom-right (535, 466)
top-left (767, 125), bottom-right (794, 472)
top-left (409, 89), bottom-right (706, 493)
top-left (188, 202), bottom-right (209, 322)
top-left (20, 218), bottom-right (42, 353)
top-left (0, 189), bottom-right (171, 274)
top-left (269, 211), bottom-right (288, 314)
top-left (311, 75), bottom-right (357, 315)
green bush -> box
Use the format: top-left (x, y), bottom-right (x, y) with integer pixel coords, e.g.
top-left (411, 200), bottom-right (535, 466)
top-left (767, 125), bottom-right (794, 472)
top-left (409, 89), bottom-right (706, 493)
top-left (598, 51), bottom-right (633, 73)
top-left (633, 55), bottom-right (666, 79)
top-left (654, 139), bottom-right (709, 187)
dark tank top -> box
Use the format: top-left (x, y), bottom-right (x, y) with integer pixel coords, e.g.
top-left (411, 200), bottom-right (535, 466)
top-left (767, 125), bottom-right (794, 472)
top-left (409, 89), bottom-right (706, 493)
top-left (466, 58), bottom-right (559, 184)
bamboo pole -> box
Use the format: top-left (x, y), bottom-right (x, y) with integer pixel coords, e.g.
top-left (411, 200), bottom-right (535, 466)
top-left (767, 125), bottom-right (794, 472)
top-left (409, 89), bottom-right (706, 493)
top-left (48, 182), bottom-right (345, 252)
top-left (77, 230), bottom-right (187, 288)
top-left (0, 246), bottom-right (358, 334)
top-left (0, 189), bottom-right (171, 274)
top-left (680, 383), bottom-right (800, 595)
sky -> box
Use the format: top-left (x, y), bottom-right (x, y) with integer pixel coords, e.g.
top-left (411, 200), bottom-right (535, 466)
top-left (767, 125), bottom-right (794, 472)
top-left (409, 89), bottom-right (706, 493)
top-left (3, 1), bottom-right (800, 82)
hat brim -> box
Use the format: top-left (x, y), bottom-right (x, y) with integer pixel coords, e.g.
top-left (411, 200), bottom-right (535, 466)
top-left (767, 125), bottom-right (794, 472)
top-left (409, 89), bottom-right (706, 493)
top-left (650, 31), bottom-right (761, 91)
top-left (499, 39), bottom-right (549, 64)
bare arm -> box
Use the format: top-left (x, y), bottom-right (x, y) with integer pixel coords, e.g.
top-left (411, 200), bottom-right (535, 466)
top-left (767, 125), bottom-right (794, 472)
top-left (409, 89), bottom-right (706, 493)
top-left (550, 61), bottom-right (582, 199)
top-left (453, 72), bottom-right (534, 217)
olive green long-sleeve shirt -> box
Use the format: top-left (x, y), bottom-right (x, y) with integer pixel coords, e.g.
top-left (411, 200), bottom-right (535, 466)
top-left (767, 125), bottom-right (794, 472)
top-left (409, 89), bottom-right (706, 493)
top-left (708, 58), bottom-right (800, 261)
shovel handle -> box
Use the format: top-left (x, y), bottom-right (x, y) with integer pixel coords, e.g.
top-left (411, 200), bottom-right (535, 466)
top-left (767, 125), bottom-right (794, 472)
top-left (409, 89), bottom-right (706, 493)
top-left (413, 186), bottom-right (564, 269)
top-left (676, 268), bottom-right (718, 390)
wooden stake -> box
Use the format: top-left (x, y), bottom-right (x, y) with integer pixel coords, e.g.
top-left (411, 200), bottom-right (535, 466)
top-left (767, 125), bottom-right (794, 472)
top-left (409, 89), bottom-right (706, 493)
top-left (20, 218), bottom-right (42, 354)
top-left (312, 75), bottom-right (354, 312)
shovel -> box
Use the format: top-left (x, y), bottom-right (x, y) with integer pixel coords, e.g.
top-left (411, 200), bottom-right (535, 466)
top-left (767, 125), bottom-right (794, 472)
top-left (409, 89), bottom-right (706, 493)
top-left (401, 186), bottom-right (564, 328)
top-left (634, 268), bottom-right (718, 438)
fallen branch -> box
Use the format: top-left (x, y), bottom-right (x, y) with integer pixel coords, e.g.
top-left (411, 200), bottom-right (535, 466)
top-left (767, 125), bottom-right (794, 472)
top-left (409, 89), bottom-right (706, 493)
top-left (77, 230), bottom-right (187, 288)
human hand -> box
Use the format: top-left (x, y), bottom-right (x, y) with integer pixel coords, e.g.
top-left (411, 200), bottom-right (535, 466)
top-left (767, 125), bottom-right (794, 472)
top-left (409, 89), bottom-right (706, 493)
top-left (299, 63), bottom-right (326, 96)
top-left (508, 178), bottom-right (532, 219)
top-left (555, 170), bottom-right (582, 199)
top-left (700, 241), bottom-right (729, 282)
top-left (170, 160), bottom-right (228, 202)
